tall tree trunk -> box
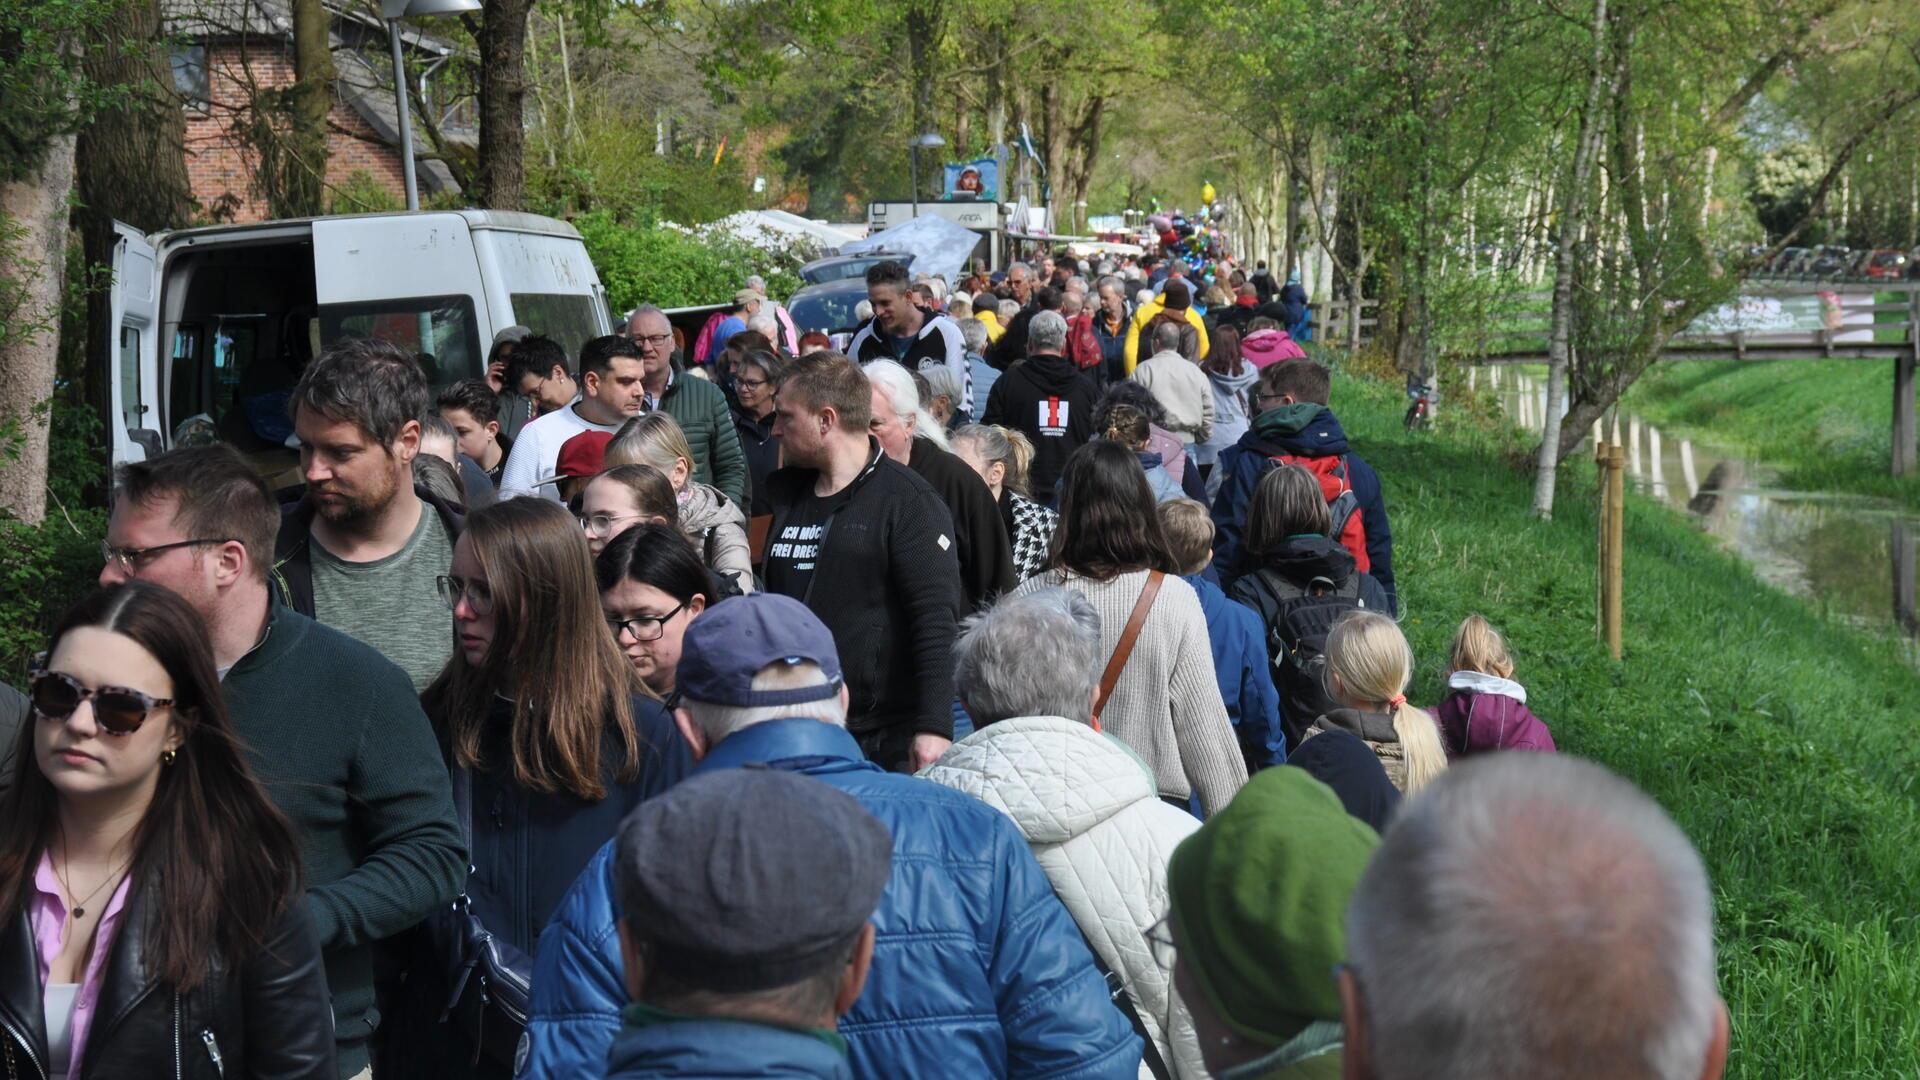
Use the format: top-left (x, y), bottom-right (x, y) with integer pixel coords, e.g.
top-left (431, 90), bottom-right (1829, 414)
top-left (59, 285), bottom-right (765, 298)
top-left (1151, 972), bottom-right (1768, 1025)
top-left (76, 0), bottom-right (193, 435)
top-left (476, 0), bottom-right (534, 210)
top-left (1532, 0), bottom-right (1611, 519)
top-left (283, 0), bottom-right (334, 216)
top-left (0, 134), bottom-right (78, 525)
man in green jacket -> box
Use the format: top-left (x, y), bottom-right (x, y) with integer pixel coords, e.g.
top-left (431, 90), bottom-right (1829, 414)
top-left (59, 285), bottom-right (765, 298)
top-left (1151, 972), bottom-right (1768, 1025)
top-left (100, 445), bottom-right (467, 1080)
top-left (628, 304), bottom-right (749, 509)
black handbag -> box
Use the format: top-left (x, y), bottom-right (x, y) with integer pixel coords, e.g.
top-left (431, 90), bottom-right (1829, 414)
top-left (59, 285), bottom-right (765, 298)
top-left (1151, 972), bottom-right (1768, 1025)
top-left (427, 765), bottom-right (532, 1068)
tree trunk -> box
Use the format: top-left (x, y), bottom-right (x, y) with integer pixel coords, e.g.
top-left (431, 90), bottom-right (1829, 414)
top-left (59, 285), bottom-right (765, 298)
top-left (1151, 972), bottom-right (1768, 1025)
top-left (1532, 0), bottom-right (1611, 519)
top-left (476, 0), bottom-right (534, 210)
top-left (76, 0), bottom-right (193, 434)
top-left (0, 134), bottom-right (78, 525)
top-left (283, 0), bottom-right (334, 216)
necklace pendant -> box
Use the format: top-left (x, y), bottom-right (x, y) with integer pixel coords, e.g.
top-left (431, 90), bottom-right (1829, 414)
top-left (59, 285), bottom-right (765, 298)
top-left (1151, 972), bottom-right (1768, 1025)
top-left (73, 906), bottom-right (85, 918)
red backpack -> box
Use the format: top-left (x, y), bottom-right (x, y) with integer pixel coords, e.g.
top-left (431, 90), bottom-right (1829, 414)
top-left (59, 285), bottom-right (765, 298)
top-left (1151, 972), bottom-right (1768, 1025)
top-left (1268, 453), bottom-right (1369, 573)
top-left (1066, 311), bottom-right (1103, 370)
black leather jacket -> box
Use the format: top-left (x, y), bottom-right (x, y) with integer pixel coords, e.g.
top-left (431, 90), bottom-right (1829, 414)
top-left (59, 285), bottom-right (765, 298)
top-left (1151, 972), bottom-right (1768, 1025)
top-left (0, 877), bottom-right (335, 1080)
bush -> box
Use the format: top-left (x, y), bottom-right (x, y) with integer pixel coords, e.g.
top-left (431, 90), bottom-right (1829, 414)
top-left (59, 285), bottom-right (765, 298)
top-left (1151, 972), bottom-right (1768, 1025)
top-left (0, 399), bottom-right (107, 685)
top-left (576, 210), bottom-right (804, 311)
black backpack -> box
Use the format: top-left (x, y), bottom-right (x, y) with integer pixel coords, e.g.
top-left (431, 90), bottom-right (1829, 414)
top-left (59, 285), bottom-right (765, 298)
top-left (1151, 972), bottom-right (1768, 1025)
top-left (1250, 568), bottom-right (1369, 748)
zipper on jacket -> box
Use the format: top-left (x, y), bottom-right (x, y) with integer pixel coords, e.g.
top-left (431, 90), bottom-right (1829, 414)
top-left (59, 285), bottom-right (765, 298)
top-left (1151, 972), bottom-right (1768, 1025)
top-left (200, 1030), bottom-right (225, 1078)
top-left (174, 992), bottom-right (183, 1080)
top-left (1, 1013), bottom-right (48, 1080)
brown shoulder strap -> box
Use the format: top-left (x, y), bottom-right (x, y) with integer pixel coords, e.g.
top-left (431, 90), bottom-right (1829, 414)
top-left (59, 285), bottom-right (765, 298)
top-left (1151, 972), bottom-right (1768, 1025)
top-left (1092, 570), bottom-right (1165, 729)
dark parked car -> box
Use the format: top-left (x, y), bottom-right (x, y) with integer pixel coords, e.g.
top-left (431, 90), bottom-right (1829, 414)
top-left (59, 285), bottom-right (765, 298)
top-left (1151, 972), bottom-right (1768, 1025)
top-left (798, 254), bottom-right (899, 286)
top-left (1806, 246), bottom-right (1852, 277)
top-left (1773, 246), bottom-right (1809, 274)
top-left (787, 278), bottom-right (871, 335)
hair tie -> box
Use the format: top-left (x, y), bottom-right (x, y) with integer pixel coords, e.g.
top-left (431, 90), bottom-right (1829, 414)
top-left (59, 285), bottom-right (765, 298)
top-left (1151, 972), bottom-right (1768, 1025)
top-left (1386, 694), bottom-right (1408, 710)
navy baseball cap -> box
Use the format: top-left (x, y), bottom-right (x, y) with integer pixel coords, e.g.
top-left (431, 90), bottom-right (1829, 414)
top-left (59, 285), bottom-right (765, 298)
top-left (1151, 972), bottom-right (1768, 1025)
top-left (679, 594), bottom-right (845, 708)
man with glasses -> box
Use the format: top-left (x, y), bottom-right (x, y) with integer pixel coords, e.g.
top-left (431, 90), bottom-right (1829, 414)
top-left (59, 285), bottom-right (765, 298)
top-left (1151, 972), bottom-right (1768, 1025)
top-left (498, 334), bottom-right (650, 502)
top-left (99, 443), bottom-right (465, 1080)
top-left (626, 304), bottom-right (749, 509)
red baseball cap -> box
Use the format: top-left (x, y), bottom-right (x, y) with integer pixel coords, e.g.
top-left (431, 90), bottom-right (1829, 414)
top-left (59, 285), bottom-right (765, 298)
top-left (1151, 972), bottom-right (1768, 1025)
top-left (535, 430), bottom-right (613, 488)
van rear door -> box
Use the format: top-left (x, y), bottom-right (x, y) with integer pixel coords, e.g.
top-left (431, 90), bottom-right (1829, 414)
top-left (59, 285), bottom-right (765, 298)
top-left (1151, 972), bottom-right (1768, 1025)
top-left (311, 214), bottom-right (491, 383)
top-left (108, 221), bottom-right (163, 466)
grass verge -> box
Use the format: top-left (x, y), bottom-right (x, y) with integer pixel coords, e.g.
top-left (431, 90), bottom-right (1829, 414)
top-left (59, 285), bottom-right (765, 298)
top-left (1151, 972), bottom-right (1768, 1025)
top-left (1329, 368), bottom-right (1920, 1079)
top-left (1622, 358), bottom-right (1920, 509)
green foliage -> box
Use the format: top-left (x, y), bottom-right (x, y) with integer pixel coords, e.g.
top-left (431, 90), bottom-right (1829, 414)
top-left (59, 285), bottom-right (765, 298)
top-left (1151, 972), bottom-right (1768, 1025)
top-left (1331, 368), bottom-right (1920, 1079)
top-left (1748, 143), bottom-right (1828, 242)
top-left (526, 119), bottom-right (758, 225)
top-left (0, 0), bottom-right (130, 180)
top-left (0, 399), bottom-right (107, 685)
top-left (327, 170), bottom-right (406, 214)
top-left (575, 210), bottom-right (803, 311)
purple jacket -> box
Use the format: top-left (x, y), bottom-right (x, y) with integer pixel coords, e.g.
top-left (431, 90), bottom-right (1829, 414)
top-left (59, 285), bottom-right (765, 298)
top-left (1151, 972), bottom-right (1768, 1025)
top-left (1434, 672), bottom-right (1556, 757)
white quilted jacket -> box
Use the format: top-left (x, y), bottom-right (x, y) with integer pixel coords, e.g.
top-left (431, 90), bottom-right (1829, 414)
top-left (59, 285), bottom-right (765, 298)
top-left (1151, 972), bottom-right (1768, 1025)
top-left (921, 716), bottom-right (1207, 1079)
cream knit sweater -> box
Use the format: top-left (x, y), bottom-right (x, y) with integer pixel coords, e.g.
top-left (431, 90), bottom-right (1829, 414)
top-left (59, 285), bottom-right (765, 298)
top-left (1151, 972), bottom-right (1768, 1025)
top-left (1011, 568), bottom-right (1248, 814)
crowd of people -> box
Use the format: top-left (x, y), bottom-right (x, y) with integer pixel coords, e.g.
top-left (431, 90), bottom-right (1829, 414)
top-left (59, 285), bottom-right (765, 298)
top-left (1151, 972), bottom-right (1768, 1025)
top-left (0, 248), bottom-right (1722, 1080)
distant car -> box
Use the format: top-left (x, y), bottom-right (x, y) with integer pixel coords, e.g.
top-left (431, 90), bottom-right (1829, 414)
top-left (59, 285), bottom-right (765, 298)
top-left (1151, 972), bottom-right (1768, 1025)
top-left (798, 254), bottom-right (899, 286)
top-left (787, 278), bottom-right (871, 335)
top-left (1806, 246), bottom-right (1851, 277)
top-left (1864, 249), bottom-right (1909, 280)
top-left (1773, 246), bottom-right (1809, 273)
top-left (1910, 247), bottom-right (1920, 280)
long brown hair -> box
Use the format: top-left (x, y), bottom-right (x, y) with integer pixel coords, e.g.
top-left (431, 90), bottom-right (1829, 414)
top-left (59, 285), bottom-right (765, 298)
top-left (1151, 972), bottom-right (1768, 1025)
top-left (1049, 439), bottom-right (1180, 581)
top-left (426, 497), bottom-right (641, 800)
top-left (0, 583), bottom-right (303, 992)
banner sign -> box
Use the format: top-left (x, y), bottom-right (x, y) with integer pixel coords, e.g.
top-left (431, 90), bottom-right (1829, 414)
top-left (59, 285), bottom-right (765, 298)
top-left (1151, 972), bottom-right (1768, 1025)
top-left (943, 157), bottom-right (999, 201)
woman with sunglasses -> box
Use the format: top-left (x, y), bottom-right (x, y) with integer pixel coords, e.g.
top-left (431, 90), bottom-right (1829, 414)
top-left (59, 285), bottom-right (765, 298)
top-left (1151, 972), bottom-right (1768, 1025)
top-left (595, 522), bottom-right (712, 705)
top-left (0, 581), bottom-right (333, 1080)
top-left (406, 497), bottom-right (689, 1077)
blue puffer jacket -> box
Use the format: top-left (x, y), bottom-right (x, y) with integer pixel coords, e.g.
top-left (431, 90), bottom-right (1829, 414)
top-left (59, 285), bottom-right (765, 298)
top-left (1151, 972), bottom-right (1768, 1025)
top-left (1210, 405), bottom-right (1396, 611)
top-left (605, 1010), bottom-right (852, 1079)
top-left (519, 719), bottom-right (1142, 1080)
top-left (1183, 572), bottom-right (1286, 772)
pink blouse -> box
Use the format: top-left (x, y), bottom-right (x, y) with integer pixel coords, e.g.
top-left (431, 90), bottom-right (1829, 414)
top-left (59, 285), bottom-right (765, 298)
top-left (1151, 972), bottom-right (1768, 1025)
top-left (30, 852), bottom-right (133, 1080)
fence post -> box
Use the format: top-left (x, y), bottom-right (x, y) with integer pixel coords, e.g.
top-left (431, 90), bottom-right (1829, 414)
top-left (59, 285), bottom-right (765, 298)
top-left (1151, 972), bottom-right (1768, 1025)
top-left (1895, 290), bottom-right (1919, 477)
top-left (1605, 445), bottom-right (1626, 661)
top-left (1596, 433), bottom-right (1611, 640)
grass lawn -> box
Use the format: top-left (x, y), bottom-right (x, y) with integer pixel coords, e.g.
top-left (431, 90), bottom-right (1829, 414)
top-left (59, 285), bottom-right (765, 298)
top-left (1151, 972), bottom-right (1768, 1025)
top-left (1622, 356), bottom-right (1920, 509)
top-left (1328, 369), bottom-right (1920, 1078)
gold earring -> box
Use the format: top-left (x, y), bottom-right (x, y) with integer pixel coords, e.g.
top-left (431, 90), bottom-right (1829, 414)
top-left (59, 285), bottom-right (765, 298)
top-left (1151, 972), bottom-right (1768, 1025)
top-left (161, 748), bottom-right (177, 765)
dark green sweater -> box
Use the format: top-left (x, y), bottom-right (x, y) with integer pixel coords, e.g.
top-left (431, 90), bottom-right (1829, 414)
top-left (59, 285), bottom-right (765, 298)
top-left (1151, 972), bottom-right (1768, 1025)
top-left (223, 597), bottom-right (466, 1078)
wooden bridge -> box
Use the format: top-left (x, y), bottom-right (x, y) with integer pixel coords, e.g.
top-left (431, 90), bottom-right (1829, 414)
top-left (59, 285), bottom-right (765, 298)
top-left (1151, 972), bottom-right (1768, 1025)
top-left (1317, 284), bottom-right (1920, 475)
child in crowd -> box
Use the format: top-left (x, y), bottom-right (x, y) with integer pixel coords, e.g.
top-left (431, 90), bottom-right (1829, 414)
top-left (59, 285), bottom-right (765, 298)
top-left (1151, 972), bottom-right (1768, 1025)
top-left (1435, 614), bottom-right (1557, 756)
top-left (1300, 610), bottom-right (1448, 793)
top-left (1158, 499), bottom-right (1285, 774)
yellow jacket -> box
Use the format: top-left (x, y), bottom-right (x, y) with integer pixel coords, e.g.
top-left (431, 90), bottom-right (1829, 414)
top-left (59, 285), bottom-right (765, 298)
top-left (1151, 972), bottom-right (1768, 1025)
top-left (974, 308), bottom-right (1005, 343)
top-left (1123, 293), bottom-right (1210, 374)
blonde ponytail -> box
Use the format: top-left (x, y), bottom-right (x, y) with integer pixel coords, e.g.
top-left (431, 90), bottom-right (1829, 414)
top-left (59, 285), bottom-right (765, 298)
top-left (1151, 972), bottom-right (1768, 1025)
top-left (1327, 611), bottom-right (1449, 792)
top-left (1449, 613), bottom-right (1515, 679)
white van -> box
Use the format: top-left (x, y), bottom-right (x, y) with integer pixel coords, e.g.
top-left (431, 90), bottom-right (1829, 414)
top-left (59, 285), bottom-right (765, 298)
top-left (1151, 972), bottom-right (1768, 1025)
top-left (107, 209), bottom-right (611, 487)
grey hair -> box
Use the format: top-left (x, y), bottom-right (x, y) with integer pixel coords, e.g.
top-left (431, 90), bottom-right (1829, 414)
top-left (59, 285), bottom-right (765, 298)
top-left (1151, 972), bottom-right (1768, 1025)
top-left (746, 312), bottom-right (779, 337)
top-left (863, 358), bottom-right (949, 449)
top-left (1151, 320), bottom-right (1186, 355)
top-left (1028, 310), bottom-right (1070, 354)
top-left (954, 588), bottom-right (1102, 725)
top-left (626, 304), bottom-right (668, 331)
top-left (1067, 275), bottom-right (1090, 294)
top-left (1347, 754), bottom-right (1718, 1080)
top-left (921, 364), bottom-right (963, 408)
top-left (854, 299), bottom-right (873, 323)
top-left (680, 661), bottom-right (847, 745)
top-left (1008, 261), bottom-right (1032, 279)
top-left (290, 336), bottom-right (429, 447)
top-left (959, 317), bottom-right (989, 354)
top-left (745, 274), bottom-right (766, 292)
top-left (1096, 275), bottom-right (1125, 298)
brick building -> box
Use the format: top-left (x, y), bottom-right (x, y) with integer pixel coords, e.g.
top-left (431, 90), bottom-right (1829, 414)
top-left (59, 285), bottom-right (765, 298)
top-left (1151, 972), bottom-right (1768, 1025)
top-left (164, 0), bottom-right (471, 222)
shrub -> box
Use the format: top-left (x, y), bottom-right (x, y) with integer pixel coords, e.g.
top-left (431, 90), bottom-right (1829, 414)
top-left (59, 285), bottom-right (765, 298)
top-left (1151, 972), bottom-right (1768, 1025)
top-left (0, 399), bottom-right (107, 685)
top-left (576, 210), bottom-right (803, 311)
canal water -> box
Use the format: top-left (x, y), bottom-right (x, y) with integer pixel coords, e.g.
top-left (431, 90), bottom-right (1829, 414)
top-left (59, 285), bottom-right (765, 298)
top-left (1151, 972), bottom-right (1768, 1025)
top-left (1470, 365), bottom-right (1920, 646)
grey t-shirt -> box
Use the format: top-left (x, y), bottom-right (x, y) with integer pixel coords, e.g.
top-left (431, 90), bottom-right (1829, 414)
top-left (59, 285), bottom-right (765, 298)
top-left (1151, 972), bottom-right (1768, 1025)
top-left (310, 505), bottom-right (455, 692)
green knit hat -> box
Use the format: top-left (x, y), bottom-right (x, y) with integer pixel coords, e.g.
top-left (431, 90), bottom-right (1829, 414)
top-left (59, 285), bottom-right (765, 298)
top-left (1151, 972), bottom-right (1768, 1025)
top-left (1167, 766), bottom-right (1381, 1046)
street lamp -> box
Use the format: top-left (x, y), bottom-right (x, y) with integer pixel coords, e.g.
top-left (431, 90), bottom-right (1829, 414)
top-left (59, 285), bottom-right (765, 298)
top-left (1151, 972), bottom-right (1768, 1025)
top-left (381, 0), bottom-right (480, 210)
top-left (908, 131), bottom-right (946, 217)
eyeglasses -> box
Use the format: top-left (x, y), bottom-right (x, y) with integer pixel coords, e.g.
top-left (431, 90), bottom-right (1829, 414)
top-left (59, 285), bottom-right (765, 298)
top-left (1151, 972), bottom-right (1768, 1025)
top-left (101, 537), bottom-right (235, 574)
top-left (29, 663), bottom-right (173, 736)
top-left (605, 600), bottom-right (688, 643)
top-left (735, 377), bottom-right (769, 391)
top-left (631, 332), bottom-right (673, 349)
top-left (436, 574), bottom-right (495, 616)
top-left (579, 511), bottom-right (640, 537)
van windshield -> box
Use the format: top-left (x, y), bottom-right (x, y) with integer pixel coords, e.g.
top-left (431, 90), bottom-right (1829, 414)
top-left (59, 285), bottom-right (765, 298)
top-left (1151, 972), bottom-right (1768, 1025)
top-left (319, 295), bottom-right (481, 385)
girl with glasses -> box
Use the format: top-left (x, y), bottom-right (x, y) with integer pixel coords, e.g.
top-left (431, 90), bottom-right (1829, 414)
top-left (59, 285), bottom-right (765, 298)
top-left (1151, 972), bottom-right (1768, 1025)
top-left (0, 581), bottom-right (332, 1079)
top-left (594, 522), bottom-right (712, 704)
top-left (605, 412), bottom-right (755, 593)
top-left (410, 498), bottom-right (690, 1077)
top-left (577, 464), bottom-right (678, 557)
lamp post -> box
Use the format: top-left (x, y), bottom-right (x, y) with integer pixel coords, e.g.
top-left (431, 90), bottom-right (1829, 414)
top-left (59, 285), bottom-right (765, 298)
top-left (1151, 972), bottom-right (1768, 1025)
top-left (908, 131), bottom-right (946, 218)
top-left (381, 0), bottom-right (480, 210)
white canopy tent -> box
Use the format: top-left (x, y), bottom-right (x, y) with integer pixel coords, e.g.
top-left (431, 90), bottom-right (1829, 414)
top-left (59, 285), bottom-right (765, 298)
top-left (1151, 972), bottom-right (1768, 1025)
top-left (837, 215), bottom-right (981, 284)
top-left (707, 210), bottom-right (866, 250)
